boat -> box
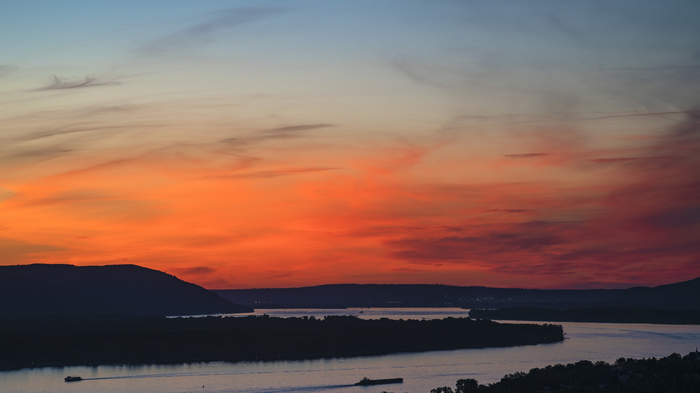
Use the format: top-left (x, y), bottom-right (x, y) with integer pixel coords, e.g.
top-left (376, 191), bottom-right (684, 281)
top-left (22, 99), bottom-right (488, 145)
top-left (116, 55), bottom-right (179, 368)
top-left (64, 376), bottom-right (83, 382)
top-left (355, 377), bottom-right (403, 386)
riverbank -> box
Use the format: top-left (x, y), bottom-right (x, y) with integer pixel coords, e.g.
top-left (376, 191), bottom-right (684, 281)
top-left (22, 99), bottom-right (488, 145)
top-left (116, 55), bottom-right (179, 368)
top-left (427, 351), bottom-right (700, 393)
top-left (469, 306), bottom-right (700, 325)
top-left (0, 315), bottom-right (563, 370)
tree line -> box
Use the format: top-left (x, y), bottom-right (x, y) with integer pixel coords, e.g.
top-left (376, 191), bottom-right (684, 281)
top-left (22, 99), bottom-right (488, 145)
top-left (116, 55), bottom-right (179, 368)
top-left (0, 314), bottom-right (563, 370)
top-left (420, 352), bottom-right (700, 393)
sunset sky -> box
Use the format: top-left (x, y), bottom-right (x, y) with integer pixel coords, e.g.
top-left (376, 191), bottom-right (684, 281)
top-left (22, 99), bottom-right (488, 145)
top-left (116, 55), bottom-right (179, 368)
top-left (2, 0), bottom-right (699, 289)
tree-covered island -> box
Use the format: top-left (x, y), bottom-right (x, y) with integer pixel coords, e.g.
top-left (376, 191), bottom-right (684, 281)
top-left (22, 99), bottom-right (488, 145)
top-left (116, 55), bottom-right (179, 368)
top-left (0, 315), bottom-right (563, 370)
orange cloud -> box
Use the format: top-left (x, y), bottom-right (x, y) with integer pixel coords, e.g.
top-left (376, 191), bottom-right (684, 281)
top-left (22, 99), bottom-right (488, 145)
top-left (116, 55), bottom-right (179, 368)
top-left (1, 108), bottom-right (698, 290)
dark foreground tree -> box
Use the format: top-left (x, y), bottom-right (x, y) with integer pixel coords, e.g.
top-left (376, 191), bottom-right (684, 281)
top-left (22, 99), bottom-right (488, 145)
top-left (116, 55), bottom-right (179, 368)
top-left (436, 352), bottom-right (700, 393)
top-left (431, 387), bottom-right (454, 393)
top-left (456, 378), bottom-right (479, 393)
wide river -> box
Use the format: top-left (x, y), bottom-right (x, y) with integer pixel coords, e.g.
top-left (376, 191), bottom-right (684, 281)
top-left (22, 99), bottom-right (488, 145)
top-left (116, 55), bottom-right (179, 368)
top-left (4, 308), bottom-right (700, 393)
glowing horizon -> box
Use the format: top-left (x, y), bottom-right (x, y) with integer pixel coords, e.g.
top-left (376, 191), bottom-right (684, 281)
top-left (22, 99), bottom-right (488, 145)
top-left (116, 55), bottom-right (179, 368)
top-left (2, 1), bottom-right (699, 289)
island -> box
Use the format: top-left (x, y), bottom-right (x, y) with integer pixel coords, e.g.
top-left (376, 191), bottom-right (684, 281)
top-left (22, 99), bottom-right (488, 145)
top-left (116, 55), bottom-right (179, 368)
top-left (0, 315), bottom-right (563, 370)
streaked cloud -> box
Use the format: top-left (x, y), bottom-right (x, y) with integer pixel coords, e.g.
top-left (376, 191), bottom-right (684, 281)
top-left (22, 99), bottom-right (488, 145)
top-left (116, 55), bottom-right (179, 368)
top-left (35, 75), bottom-right (121, 91)
top-left (0, 65), bottom-right (18, 78)
top-left (1, 0), bottom-right (699, 289)
top-left (171, 266), bottom-right (216, 276)
top-left (486, 209), bottom-right (536, 214)
top-left (503, 153), bottom-right (550, 159)
top-left (266, 124), bottom-right (334, 133)
top-left (589, 156), bottom-right (670, 164)
top-left (137, 7), bottom-right (290, 56)
top-left (210, 166), bottom-right (340, 179)
top-left (0, 238), bottom-right (63, 263)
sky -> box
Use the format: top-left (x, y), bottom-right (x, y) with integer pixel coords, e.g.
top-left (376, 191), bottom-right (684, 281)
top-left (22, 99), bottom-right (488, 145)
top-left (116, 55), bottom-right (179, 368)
top-left (1, 0), bottom-right (699, 289)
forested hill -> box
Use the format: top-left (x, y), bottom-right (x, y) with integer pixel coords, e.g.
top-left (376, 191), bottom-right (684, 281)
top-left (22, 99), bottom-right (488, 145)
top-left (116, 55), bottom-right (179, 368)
top-left (214, 277), bottom-right (700, 310)
top-left (610, 276), bottom-right (700, 309)
top-left (213, 284), bottom-right (620, 309)
top-left (0, 264), bottom-right (251, 318)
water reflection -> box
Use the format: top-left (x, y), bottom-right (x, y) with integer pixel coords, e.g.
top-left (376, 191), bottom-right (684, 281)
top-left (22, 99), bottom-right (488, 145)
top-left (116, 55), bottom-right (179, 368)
top-left (223, 307), bottom-right (473, 320)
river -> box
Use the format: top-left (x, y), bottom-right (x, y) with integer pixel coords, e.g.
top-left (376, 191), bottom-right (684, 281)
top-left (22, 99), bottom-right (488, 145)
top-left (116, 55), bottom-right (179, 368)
top-left (4, 308), bottom-right (700, 393)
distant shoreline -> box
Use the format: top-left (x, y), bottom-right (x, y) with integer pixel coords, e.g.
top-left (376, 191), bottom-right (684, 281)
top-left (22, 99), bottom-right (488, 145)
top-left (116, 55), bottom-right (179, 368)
top-left (0, 315), bottom-right (563, 371)
top-left (204, 305), bottom-right (700, 325)
top-left (469, 306), bottom-right (700, 325)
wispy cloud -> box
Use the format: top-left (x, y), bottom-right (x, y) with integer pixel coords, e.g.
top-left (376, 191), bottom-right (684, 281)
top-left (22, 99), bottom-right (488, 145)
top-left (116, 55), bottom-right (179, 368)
top-left (12, 124), bottom-right (141, 143)
top-left (486, 209), bottom-right (536, 214)
top-left (0, 146), bottom-right (75, 168)
top-left (137, 7), bottom-right (290, 56)
top-left (581, 110), bottom-right (700, 121)
top-left (503, 153), bottom-right (549, 159)
top-left (0, 237), bottom-right (63, 264)
top-left (0, 65), bottom-right (18, 78)
top-left (389, 226), bottom-right (566, 264)
top-left (384, 107), bottom-right (700, 285)
top-left (219, 124), bottom-right (335, 147)
top-left (3, 0), bottom-right (699, 289)
top-left (171, 266), bottom-right (215, 276)
top-left (266, 124), bottom-right (334, 133)
top-left (393, 267), bottom-right (427, 273)
top-left (209, 166), bottom-right (339, 179)
top-left (35, 75), bottom-right (121, 91)
top-left (589, 156), bottom-right (670, 164)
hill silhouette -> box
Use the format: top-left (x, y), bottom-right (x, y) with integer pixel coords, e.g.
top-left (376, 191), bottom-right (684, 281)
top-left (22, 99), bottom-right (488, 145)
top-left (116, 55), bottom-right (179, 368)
top-left (610, 276), bottom-right (700, 309)
top-left (214, 277), bottom-right (700, 311)
top-left (0, 264), bottom-right (251, 318)
top-left (468, 278), bottom-right (700, 324)
top-left (214, 283), bottom-right (619, 309)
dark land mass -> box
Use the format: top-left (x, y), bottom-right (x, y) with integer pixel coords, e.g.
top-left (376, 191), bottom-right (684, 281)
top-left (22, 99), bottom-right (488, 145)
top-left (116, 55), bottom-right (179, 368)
top-left (610, 277), bottom-right (700, 309)
top-left (0, 315), bottom-right (563, 370)
top-left (214, 278), bottom-right (700, 326)
top-left (0, 264), bottom-right (251, 318)
top-left (214, 277), bottom-right (700, 310)
top-left (426, 352), bottom-right (700, 393)
top-left (469, 306), bottom-right (700, 325)
top-left (463, 274), bottom-right (700, 325)
top-left (213, 284), bottom-right (619, 309)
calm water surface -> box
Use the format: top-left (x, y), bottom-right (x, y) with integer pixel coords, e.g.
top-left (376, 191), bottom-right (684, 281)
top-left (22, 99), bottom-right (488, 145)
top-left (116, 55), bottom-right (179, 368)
top-left (4, 308), bottom-right (700, 393)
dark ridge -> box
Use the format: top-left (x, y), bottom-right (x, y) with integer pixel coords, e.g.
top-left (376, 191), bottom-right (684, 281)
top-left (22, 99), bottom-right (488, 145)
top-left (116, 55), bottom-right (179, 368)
top-left (464, 277), bottom-right (700, 325)
top-left (214, 277), bottom-right (700, 311)
top-left (610, 276), bottom-right (700, 309)
top-left (214, 284), bottom-right (621, 309)
top-left (0, 264), bottom-right (251, 318)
